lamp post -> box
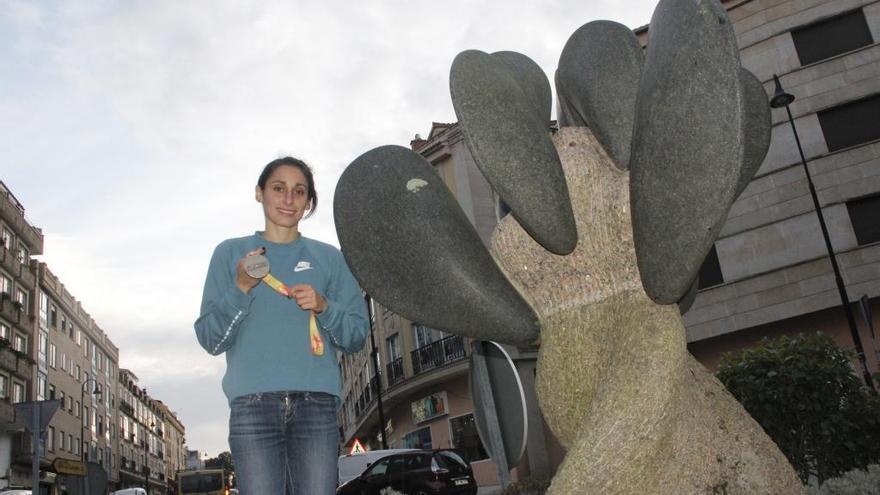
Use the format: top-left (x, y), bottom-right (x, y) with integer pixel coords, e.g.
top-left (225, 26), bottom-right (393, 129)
top-left (364, 295), bottom-right (388, 449)
top-left (770, 74), bottom-right (875, 389)
top-left (80, 378), bottom-right (102, 462)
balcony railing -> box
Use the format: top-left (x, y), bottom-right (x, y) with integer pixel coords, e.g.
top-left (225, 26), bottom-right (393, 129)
top-left (355, 375), bottom-right (381, 419)
top-left (386, 358), bottom-right (404, 387)
top-left (411, 335), bottom-right (466, 375)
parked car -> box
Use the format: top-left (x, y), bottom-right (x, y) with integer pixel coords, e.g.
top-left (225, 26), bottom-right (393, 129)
top-left (339, 449), bottom-right (419, 486)
top-left (336, 449), bottom-right (477, 495)
top-left (0, 490), bottom-right (31, 495)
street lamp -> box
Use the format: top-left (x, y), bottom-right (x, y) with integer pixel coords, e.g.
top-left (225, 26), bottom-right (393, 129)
top-left (80, 378), bottom-right (102, 462)
top-left (770, 74), bottom-right (875, 389)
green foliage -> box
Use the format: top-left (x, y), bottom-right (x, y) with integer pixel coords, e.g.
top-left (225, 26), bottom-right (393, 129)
top-left (204, 451), bottom-right (235, 485)
top-left (716, 333), bottom-right (880, 484)
top-left (806, 464), bottom-right (880, 495)
top-left (499, 476), bottom-right (551, 495)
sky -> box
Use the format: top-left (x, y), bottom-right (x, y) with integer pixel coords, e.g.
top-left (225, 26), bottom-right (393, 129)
top-left (1, 0), bottom-right (658, 457)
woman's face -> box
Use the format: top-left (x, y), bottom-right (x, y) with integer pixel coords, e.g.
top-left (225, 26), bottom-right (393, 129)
top-left (255, 165), bottom-right (312, 230)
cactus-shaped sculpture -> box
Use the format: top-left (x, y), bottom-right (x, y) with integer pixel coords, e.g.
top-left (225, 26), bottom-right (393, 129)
top-left (334, 0), bottom-right (806, 492)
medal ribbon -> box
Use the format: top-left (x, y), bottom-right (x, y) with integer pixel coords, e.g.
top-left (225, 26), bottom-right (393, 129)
top-left (261, 273), bottom-right (325, 356)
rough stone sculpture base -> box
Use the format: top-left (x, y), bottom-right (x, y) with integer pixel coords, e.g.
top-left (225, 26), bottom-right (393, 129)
top-left (490, 128), bottom-right (805, 494)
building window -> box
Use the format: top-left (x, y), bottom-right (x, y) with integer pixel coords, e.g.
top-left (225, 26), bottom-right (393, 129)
top-left (50, 305), bottom-right (57, 328)
top-left (38, 292), bottom-right (48, 326)
top-left (48, 426), bottom-right (55, 452)
top-left (1, 228), bottom-right (11, 251)
top-left (16, 245), bottom-right (28, 265)
top-left (0, 321), bottom-right (9, 341)
top-left (49, 343), bottom-right (57, 368)
top-left (37, 373), bottom-right (47, 401)
top-left (403, 426), bottom-right (432, 450)
top-left (49, 384), bottom-right (56, 400)
top-left (14, 289), bottom-right (27, 313)
top-left (0, 375), bottom-right (8, 399)
top-left (39, 331), bottom-right (48, 366)
top-left (818, 95), bottom-right (880, 152)
top-left (698, 244), bottom-right (724, 290)
top-left (847, 194), bottom-right (880, 245)
top-left (12, 382), bottom-right (25, 403)
top-left (59, 429), bottom-right (65, 451)
top-left (1, 275), bottom-right (11, 297)
top-left (13, 334), bottom-right (26, 353)
top-left (792, 10), bottom-right (874, 66)
top-left (449, 413), bottom-right (489, 462)
top-left (69, 434), bottom-right (74, 453)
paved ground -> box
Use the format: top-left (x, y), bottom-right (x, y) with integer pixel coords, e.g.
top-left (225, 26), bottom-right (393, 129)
top-left (477, 486), bottom-right (502, 495)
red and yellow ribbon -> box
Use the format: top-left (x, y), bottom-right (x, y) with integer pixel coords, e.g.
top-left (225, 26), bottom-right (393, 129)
top-left (261, 274), bottom-right (324, 356)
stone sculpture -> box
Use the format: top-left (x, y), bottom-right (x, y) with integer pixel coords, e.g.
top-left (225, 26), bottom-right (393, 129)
top-left (334, 0), bottom-right (805, 492)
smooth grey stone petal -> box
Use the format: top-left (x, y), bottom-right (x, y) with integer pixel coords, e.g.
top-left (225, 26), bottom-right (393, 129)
top-left (492, 51), bottom-right (553, 128)
top-left (556, 20), bottom-right (644, 169)
top-left (631, 0), bottom-right (744, 304)
top-left (334, 145), bottom-right (540, 345)
top-left (736, 68), bottom-right (772, 198)
top-left (450, 49), bottom-right (577, 255)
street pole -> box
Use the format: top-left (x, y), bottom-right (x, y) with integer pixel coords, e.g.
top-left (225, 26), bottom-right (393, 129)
top-left (771, 74), bottom-right (875, 389)
top-left (364, 295), bottom-right (388, 449)
top-left (31, 401), bottom-right (39, 495)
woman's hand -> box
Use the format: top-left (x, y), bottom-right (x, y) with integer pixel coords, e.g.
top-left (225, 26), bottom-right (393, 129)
top-left (236, 247), bottom-right (266, 294)
top-left (289, 284), bottom-right (327, 314)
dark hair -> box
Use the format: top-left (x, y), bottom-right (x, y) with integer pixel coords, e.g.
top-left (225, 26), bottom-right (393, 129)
top-left (257, 156), bottom-right (317, 218)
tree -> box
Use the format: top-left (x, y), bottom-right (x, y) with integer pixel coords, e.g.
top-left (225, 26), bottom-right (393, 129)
top-left (204, 451), bottom-right (235, 486)
top-left (716, 332), bottom-right (880, 484)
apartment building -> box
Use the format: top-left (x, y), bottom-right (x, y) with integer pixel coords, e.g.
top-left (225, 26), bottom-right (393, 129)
top-left (33, 263), bottom-right (121, 490)
top-left (156, 400), bottom-right (187, 493)
top-left (117, 369), bottom-right (168, 494)
top-left (339, 0), bottom-right (880, 486)
top-left (0, 181), bottom-right (42, 489)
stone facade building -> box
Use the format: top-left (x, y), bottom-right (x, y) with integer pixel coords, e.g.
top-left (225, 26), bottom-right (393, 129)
top-left (117, 369), bottom-right (169, 494)
top-left (156, 400), bottom-right (187, 493)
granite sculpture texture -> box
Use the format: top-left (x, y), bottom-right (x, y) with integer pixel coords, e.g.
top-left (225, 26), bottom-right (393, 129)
top-left (334, 0), bottom-right (806, 492)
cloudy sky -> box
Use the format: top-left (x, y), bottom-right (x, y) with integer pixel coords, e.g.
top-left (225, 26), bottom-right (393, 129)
top-left (1, 0), bottom-right (658, 457)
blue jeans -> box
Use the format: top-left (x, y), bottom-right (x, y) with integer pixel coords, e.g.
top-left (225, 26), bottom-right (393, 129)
top-left (229, 391), bottom-right (340, 494)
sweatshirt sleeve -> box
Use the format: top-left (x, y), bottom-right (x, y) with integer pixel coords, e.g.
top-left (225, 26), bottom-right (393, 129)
top-left (194, 242), bottom-right (255, 355)
top-left (316, 249), bottom-right (369, 354)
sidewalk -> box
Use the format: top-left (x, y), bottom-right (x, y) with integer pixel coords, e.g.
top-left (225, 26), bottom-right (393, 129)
top-left (477, 486), bottom-right (502, 495)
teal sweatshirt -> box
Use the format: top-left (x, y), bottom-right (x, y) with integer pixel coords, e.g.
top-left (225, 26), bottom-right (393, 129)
top-left (194, 232), bottom-right (368, 403)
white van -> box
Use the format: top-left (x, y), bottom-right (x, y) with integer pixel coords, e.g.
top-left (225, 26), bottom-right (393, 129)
top-left (111, 489), bottom-right (147, 495)
top-left (337, 449), bottom-right (418, 486)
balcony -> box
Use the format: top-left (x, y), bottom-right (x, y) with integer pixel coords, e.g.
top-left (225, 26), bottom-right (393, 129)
top-left (0, 337), bottom-right (34, 377)
top-left (386, 358), bottom-right (404, 387)
top-left (355, 375), bottom-right (380, 419)
top-left (0, 247), bottom-right (36, 290)
top-left (411, 335), bottom-right (466, 375)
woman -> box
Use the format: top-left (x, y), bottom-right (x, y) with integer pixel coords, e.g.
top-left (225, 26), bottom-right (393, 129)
top-left (194, 156), bottom-right (368, 494)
